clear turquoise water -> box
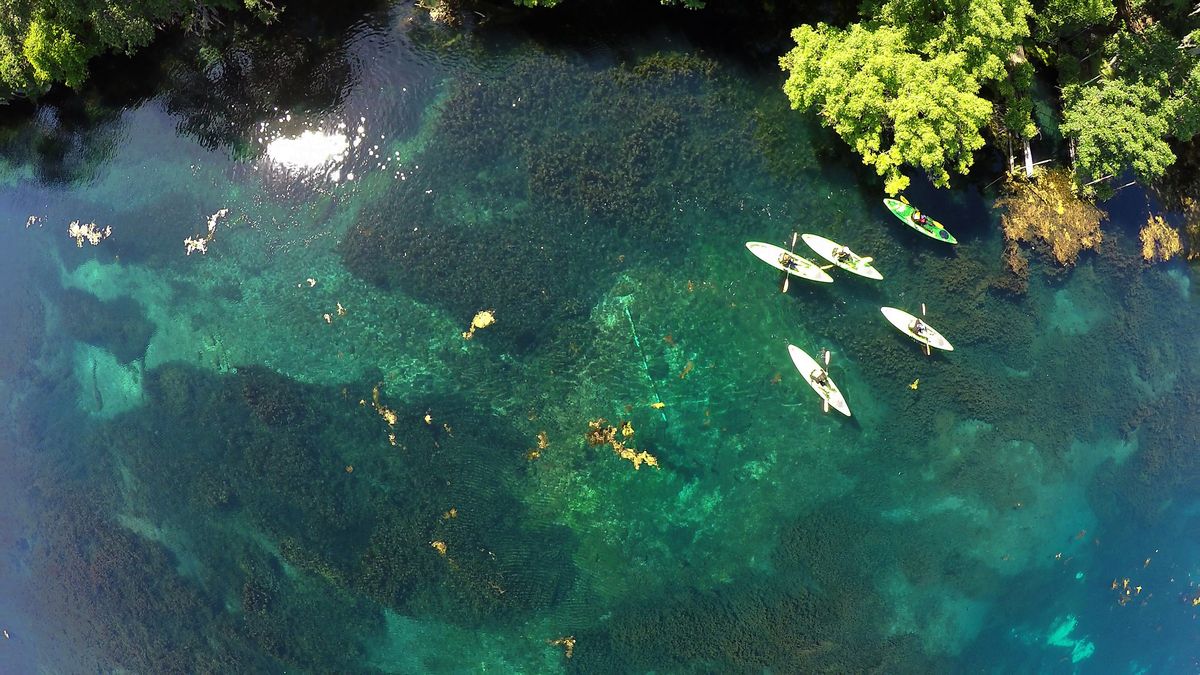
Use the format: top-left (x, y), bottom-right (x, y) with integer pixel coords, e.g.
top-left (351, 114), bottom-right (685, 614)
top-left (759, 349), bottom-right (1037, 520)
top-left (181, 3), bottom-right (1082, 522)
top-left (2, 3), bottom-right (1199, 673)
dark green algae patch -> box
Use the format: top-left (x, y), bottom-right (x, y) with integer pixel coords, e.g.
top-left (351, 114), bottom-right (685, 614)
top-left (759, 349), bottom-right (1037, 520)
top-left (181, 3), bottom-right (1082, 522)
top-left (57, 288), bottom-right (155, 364)
top-left (22, 362), bottom-right (576, 672)
top-left (339, 51), bottom-right (770, 353)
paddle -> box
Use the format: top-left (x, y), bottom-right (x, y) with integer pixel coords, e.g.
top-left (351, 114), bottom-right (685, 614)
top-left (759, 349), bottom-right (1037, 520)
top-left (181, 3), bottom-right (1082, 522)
top-left (781, 232), bottom-right (798, 293)
top-left (822, 348), bottom-right (831, 414)
top-left (921, 303), bottom-right (931, 357)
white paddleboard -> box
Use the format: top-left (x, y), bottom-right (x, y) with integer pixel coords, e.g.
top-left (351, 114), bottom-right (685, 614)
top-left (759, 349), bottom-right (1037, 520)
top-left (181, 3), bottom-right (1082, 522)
top-left (880, 307), bottom-right (954, 351)
top-left (746, 242), bottom-right (833, 283)
top-left (788, 344), bottom-right (851, 417)
top-left (801, 233), bottom-right (883, 280)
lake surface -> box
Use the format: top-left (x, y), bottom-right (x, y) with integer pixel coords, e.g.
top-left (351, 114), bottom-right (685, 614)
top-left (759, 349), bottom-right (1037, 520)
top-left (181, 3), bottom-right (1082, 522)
top-left (1, 2), bottom-right (1199, 672)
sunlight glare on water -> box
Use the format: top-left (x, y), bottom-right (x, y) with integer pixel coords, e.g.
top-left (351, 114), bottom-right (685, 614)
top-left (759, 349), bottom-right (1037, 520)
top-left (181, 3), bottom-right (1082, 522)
top-left (265, 129), bottom-right (349, 178)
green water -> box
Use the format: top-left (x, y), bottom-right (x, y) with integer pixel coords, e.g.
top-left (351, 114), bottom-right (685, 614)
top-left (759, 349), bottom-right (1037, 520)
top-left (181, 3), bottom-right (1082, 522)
top-left (1, 3), bottom-right (1199, 673)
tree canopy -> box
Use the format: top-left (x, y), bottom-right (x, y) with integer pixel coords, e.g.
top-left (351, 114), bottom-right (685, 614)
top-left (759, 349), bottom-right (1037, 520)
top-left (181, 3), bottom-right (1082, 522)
top-left (1058, 17), bottom-right (1200, 186)
top-left (781, 0), bottom-right (1032, 193)
top-left (780, 0), bottom-right (1199, 195)
top-left (1060, 78), bottom-right (1174, 183)
top-left (0, 0), bottom-right (277, 97)
top-left (780, 23), bottom-right (995, 193)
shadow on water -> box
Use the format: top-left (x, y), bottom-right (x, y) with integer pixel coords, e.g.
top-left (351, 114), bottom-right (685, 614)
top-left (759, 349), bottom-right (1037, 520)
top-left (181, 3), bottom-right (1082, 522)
top-left (0, 0), bottom-right (395, 183)
top-left (0, 94), bottom-right (126, 186)
top-left (155, 0), bottom-right (393, 156)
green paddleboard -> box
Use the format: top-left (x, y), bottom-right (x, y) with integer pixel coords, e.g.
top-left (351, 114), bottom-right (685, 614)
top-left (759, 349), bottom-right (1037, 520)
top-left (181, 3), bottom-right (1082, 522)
top-left (883, 198), bottom-right (958, 245)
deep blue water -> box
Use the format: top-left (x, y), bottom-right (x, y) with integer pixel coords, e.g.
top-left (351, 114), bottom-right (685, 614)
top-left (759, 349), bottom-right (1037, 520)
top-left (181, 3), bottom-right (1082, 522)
top-left (1, 2), bottom-right (1199, 672)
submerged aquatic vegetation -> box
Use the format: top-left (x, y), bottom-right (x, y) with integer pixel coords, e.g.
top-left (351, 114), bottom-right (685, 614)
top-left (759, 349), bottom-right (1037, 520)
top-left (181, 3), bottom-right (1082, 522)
top-left (549, 635), bottom-right (575, 659)
top-left (67, 220), bottom-right (111, 247)
top-left (996, 168), bottom-right (1105, 265)
top-left (462, 309), bottom-right (495, 340)
top-left (183, 208), bottom-right (230, 256)
top-left (132, 366), bottom-right (576, 628)
top-left (1000, 242), bottom-right (1030, 292)
top-left (338, 49), bottom-right (763, 354)
top-left (6, 4), bottom-right (1200, 670)
top-left (1153, 140), bottom-right (1200, 259)
top-left (1139, 215), bottom-right (1182, 262)
top-left (527, 430), bottom-right (549, 460)
top-left (586, 418), bottom-right (659, 470)
top-left (570, 514), bottom-right (939, 672)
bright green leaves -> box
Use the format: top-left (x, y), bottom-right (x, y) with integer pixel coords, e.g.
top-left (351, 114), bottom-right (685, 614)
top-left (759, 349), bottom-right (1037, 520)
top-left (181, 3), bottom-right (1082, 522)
top-left (0, 1), bottom-right (278, 95)
top-left (1105, 23), bottom-right (1182, 89)
top-left (999, 57), bottom-right (1037, 138)
top-left (83, 2), bottom-right (163, 55)
top-left (877, 0), bottom-right (1033, 81)
top-left (781, 0), bottom-right (1033, 193)
top-left (781, 23), bottom-right (992, 193)
top-left (1059, 18), bottom-right (1199, 185)
top-left (1171, 59), bottom-right (1200, 140)
top-left (1032, 0), bottom-right (1116, 37)
top-left (1061, 79), bottom-right (1174, 182)
top-left (22, 18), bottom-right (93, 89)
top-left (784, 0), bottom-right (1199, 193)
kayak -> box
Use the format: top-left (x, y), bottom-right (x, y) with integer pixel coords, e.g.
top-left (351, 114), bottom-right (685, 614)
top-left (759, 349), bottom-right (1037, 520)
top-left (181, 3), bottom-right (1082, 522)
top-left (801, 234), bottom-right (883, 280)
top-left (880, 307), bottom-right (954, 351)
top-left (745, 242), bottom-right (833, 283)
top-left (788, 345), bottom-right (851, 416)
top-left (883, 198), bottom-right (958, 244)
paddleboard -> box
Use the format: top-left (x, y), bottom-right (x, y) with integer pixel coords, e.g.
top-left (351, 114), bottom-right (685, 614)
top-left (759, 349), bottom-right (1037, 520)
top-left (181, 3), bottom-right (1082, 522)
top-left (745, 242), bottom-right (833, 283)
top-left (801, 234), bottom-right (883, 280)
top-left (883, 199), bottom-right (958, 244)
top-left (788, 344), bottom-right (851, 417)
top-left (880, 307), bottom-right (954, 351)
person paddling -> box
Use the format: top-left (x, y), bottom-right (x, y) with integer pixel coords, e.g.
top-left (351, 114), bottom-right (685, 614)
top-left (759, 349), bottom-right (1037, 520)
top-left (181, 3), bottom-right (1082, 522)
top-left (810, 367), bottom-right (831, 390)
top-left (910, 317), bottom-right (929, 337)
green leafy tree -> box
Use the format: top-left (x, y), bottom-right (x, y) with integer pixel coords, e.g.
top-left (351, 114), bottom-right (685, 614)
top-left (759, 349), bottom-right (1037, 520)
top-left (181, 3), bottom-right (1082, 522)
top-left (1170, 59), bottom-right (1200, 140)
top-left (0, 0), bottom-right (277, 97)
top-left (1032, 0), bottom-right (1116, 37)
top-left (781, 23), bottom-right (993, 193)
top-left (1059, 17), bottom-right (1199, 186)
top-left (875, 0), bottom-right (1033, 80)
top-left (782, 0), bottom-right (1036, 192)
top-left (22, 18), bottom-right (93, 88)
top-left (1060, 78), bottom-right (1174, 182)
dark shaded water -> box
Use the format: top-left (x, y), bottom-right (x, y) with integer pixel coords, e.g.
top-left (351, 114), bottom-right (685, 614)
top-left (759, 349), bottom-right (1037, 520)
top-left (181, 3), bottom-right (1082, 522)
top-left (2, 2), bottom-right (1199, 672)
